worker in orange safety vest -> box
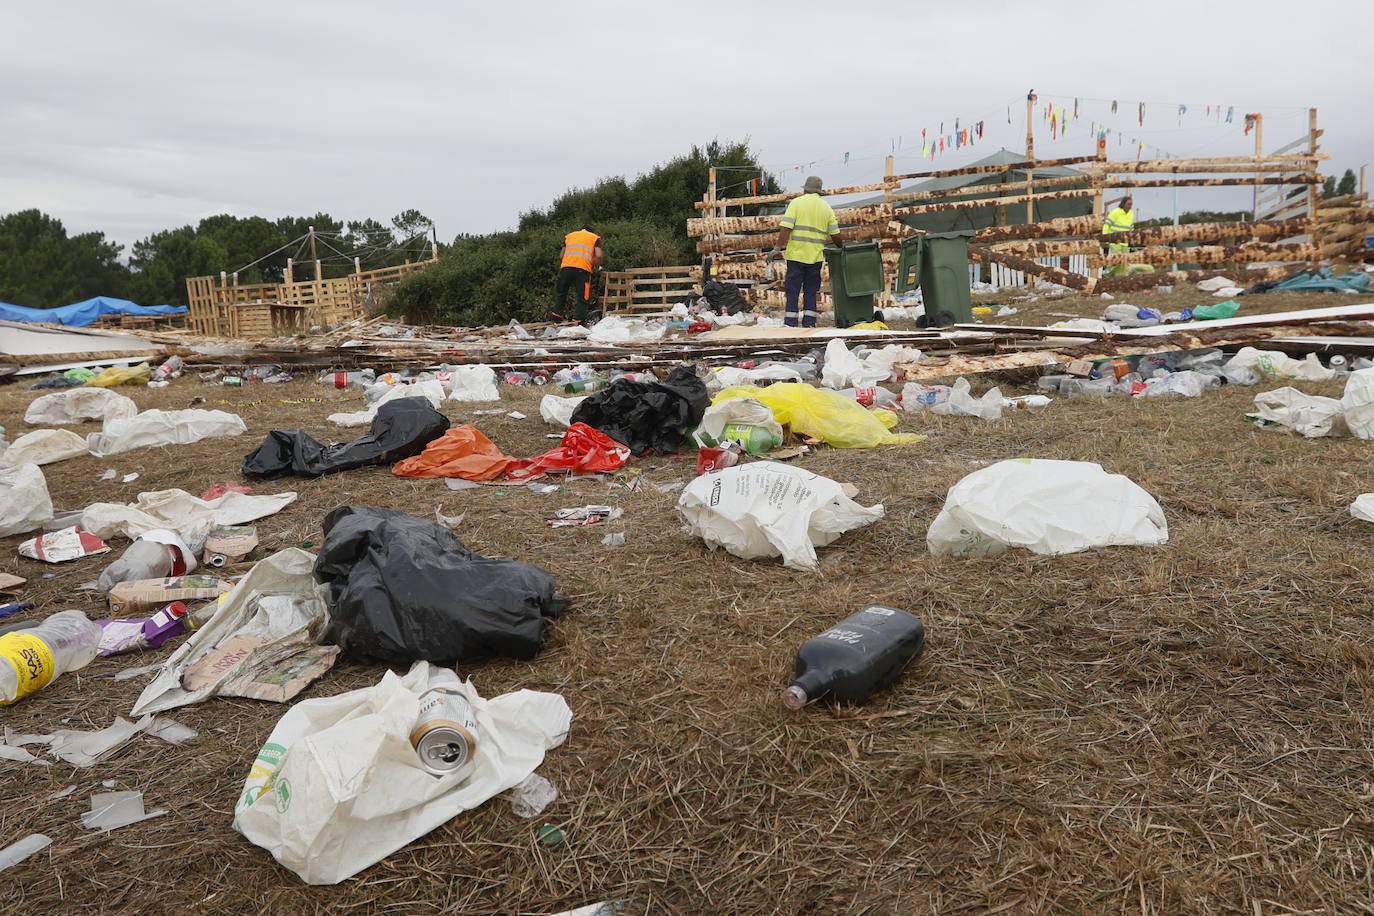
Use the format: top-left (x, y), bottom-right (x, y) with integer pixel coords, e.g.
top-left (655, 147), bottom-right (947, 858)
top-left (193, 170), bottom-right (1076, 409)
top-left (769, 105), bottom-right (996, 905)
top-left (552, 225), bottom-right (603, 323)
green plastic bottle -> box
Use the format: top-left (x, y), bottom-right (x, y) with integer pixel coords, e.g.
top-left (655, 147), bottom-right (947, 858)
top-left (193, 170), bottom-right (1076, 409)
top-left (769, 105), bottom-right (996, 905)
top-left (563, 378), bottom-right (606, 394)
top-left (721, 423), bottom-right (781, 455)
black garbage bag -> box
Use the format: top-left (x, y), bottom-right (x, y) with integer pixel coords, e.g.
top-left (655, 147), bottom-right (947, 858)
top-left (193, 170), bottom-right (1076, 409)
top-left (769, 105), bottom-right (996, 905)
top-left (315, 506), bottom-right (567, 663)
top-left (241, 397), bottom-right (450, 479)
top-left (568, 365), bottom-right (708, 456)
top-left (702, 279), bottom-right (747, 315)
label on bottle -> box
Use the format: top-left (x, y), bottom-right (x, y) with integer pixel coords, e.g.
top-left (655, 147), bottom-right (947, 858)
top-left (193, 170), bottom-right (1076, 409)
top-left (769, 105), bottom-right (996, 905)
top-left (0, 632), bottom-right (55, 704)
top-left (864, 607), bottom-right (896, 617)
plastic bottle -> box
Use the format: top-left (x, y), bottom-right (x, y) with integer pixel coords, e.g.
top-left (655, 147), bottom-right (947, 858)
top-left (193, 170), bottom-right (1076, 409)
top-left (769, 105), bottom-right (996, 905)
top-left (783, 606), bottom-right (925, 710)
top-left (563, 377), bottom-right (607, 394)
top-left (721, 422), bottom-right (783, 455)
top-left (151, 355), bottom-right (184, 382)
top-left (0, 610), bottom-right (103, 704)
top-left (97, 539), bottom-right (181, 592)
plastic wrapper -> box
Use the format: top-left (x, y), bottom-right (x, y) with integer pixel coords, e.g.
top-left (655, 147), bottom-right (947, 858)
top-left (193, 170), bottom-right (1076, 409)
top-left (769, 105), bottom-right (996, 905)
top-left (316, 506), bottom-right (567, 664)
top-left (714, 383), bottom-right (922, 449)
top-left (1223, 347), bottom-right (1335, 382)
top-left (927, 378), bottom-right (1002, 420)
top-left (1340, 368), bottom-right (1374, 440)
top-left (0, 465), bottom-right (53, 538)
top-left (1, 428), bottom-right (89, 466)
top-left (86, 364), bottom-right (151, 387)
top-left (1351, 494), bottom-right (1374, 524)
top-left (505, 423), bottom-right (631, 480)
top-left (18, 527), bottom-right (111, 563)
top-left (81, 488), bottom-right (297, 542)
top-left (87, 409), bottom-right (247, 455)
top-left (676, 461), bottom-right (885, 571)
top-left (1138, 370), bottom-right (1215, 399)
top-left (242, 398), bottom-right (450, 479)
top-left (568, 366), bottom-right (708, 456)
top-left (24, 388), bottom-right (138, 426)
top-left (392, 425), bottom-right (514, 481)
top-left (927, 459), bottom-right (1168, 557)
top-left (1251, 388), bottom-right (1347, 438)
top-left (689, 398), bottom-right (784, 449)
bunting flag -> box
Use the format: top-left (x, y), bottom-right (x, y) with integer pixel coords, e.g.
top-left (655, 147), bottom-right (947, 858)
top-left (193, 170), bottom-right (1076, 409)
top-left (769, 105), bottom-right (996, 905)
top-left (843, 152), bottom-right (849, 164)
top-left (1006, 105), bottom-right (1011, 124)
top-left (977, 120), bottom-right (984, 139)
top-left (1138, 102), bottom-right (1145, 126)
top-left (1226, 106), bottom-right (1234, 124)
top-left (1073, 97), bottom-right (1080, 118)
top-left (1111, 99), bottom-right (1118, 114)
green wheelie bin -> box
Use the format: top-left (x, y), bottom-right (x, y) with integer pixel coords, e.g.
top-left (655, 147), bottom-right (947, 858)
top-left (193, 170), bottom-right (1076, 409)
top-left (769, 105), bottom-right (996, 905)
top-left (822, 242), bottom-right (880, 328)
top-left (918, 230), bottom-right (974, 327)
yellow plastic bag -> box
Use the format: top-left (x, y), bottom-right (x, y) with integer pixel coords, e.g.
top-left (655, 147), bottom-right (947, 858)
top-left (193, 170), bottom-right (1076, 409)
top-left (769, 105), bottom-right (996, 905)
top-left (714, 383), bottom-right (923, 449)
top-left (87, 363), bottom-right (151, 387)
top-left (849, 320), bottom-right (890, 330)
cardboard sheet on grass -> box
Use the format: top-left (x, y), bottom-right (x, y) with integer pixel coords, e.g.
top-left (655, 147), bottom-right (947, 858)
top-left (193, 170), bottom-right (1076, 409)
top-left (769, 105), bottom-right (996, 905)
top-left (87, 409), bottom-right (247, 455)
top-left (25, 388), bottom-right (138, 426)
top-left (233, 661), bottom-right (571, 885)
top-left (131, 548), bottom-right (332, 716)
top-left (714, 383), bottom-right (921, 449)
top-left (927, 459), bottom-right (1168, 557)
top-left (0, 464), bottom-right (53, 537)
top-left (677, 461), bottom-right (884, 571)
top-left (82, 488), bottom-right (297, 541)
top-left (392, 425), bottom-right (514, 481)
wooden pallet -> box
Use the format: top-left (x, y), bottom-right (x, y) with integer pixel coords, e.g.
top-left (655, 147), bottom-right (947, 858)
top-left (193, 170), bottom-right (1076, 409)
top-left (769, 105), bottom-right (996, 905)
top-left (602, 266), bottom-right (700, 313)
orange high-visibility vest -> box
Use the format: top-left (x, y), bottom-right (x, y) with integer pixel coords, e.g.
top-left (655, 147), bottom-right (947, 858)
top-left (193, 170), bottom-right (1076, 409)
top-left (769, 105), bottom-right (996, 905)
top-left (560, 229), bottom-right (600, 271)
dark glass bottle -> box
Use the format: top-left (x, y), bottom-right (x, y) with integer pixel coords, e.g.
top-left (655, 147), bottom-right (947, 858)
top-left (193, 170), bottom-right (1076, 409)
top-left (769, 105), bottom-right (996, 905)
top-left (783, 606), bottom-right (925, 709)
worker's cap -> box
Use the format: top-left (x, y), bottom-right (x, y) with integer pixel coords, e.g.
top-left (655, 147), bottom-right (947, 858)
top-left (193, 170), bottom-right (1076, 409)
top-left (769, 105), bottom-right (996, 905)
top-left (803, 175), bottom-right (823, 192)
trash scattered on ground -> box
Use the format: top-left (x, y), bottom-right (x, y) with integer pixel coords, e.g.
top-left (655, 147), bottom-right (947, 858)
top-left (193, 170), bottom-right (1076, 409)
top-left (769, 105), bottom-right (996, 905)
top-left (106, 573), bottom-right (232, 616)
top-left (392, 425), bottom-right (515, 481)
top-left (81, 790), bottom-right (168, 832)
top-left (510, 772), bottom-right (559, 818)
top-left (691, 398), bottom-right (785, 453)
top-left (242, 398), bottom-right (449, 479)
top-left (1250, 388), bottom-right (1347, 437)
top-left (434, 506), bottom-right (466, 528)
top-left (317, 506), bottom-right (567, 664)
top-left (88, 409), bottom-right (248, 455)
top-left (449, 365), bottom-right (501, 402)
top-left (1224, 347), bottom-right (1335, 382)
top-left (97, 529), bottom-right (197, 592)
top-left (715, 383), bottom-right (921, 449)
top-left (444, 478), bottom-right (482, 491)
top-left (2, 428), bottom-right (91, 467)
top-left (328, 379), bottom-right (446, 427)
top-left (677, 462), bottom-right (884, 571)
top-left (18, 527), bottom-right (110, 563)
top-left (0, 834), bottom-right (52, 872)
top-left (203, 525), bottom-right (258, 567)
top-left (540, 394), bottom-right (589, 428)
top-left (928, 459), bottom-right (1168, 557)
top-left (1340, 368), bottom-right (1374, 439)
top-left (548, 505), bottom-right (622, 527)
top-left (568, 366), bottom-right (708, 456)
top-left (506, 423), bottom-right (631, 480)
top-left (0, 464), bottom-right (54, 538)
top-left (1350, 495), bottom-right (1374, 523)
top-left (232, 661), bottom-right (572, 884)
top-left (600, 531), bottom-right (626, 547)
top-left (784, 606), bottom-right (925, 709)
top-left (87, 364), bottom-right (152, 387)
top-left (201, 482), bottom-right (252, 501)
top-left (44, 713), bottom-right (197, 766)
top-left (528, 481), bottom-right (561, 495)
top-left (81, 488), bottom-right (296, 542)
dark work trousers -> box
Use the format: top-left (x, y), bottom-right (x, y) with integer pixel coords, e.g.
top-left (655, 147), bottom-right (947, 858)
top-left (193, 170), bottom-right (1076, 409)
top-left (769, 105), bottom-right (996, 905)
top-left (784, 260), bottom-right (822, 328)
top-left (553, 266), bottom-right (592, 322)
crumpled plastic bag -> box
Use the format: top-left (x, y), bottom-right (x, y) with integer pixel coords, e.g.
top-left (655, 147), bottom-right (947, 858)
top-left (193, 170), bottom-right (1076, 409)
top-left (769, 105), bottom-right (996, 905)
top-left (328, 380), bottom-right (446, 427)
top-left (81, 488), bottom-right (298, 541)
top-left (243, 398), bottom-right (450, 479)
top-left (1351, 494), bottom-right (1374, 523)
top-left (1138, 370), bottom-right (1214, 398)
top-left (1197, 276), bottom-right (1235, 292)
top-left (1224, 347), bottom-right (1335, 382)
top-left (316, 506), bottom-right (567, 663)
top-left (392, 425), bottom-right (514, 481)
top-left (1193, 300), bottom-right (1240, 320)
top-left (676, 461), bottom-right (885, 571)
top-left (707, 365), bottom-right (804, 392)
top-left (0, 464), bottom-right (53, 537)
top-left (88, 409), bottom-right (248, 455)
top-left (1252, 388), bottom-right (1347, 438)
top-left (927, 459), bottom-right (1169, 557)
top-left (539, 395), bottom-right (588, 428)
top-left (821, 339), bottom-right (889, 389)
top-left (131, 548), bottom-right (328, 716)
top-left (232, 661), bottom-right (571, 885)
top-left (1, 429), bottom-right (89, 466)
top-left (568, 365), bottom-right (708, 456)
top-left (506, 423), bottom-right (631, 480)
top-left (448, 365), bottom-right (500, 403)
top-left (929, 378), bottom-right (1002, 420)
top-left (714, 383), bottom-right (923, 449)
top-left (1339, 367), bottom-right (1374, 440)
top-left (690, 398), bottom-right (784, 449)
top-left (25, 388), bottom-right (138, 426)
top-left (86, 364), bottom-right (151, 387)
top-left (585, 315), bottom-right (666, 344)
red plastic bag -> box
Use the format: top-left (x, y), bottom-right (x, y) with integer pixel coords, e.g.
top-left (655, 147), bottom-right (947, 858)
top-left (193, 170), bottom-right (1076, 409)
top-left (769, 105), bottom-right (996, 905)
top-left (392, 425), bottom-right (514, 481)
top-left (201, 482), bottom-right (252, 501)
top-left (505, 423), bottom-right (631, 480)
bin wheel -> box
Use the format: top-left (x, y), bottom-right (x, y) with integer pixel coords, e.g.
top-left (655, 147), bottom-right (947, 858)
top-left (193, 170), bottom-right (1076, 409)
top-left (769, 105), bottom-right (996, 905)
top-left (915, 314), bottom-right (929, 329)
top-left (934, 310), bottom-right (958, 327)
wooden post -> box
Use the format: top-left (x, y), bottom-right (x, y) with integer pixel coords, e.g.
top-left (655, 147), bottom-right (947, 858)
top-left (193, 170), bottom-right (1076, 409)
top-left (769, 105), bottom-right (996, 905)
top-left (1307, 108), bottom-right (1320, 249)
top-left (285, 258), bottom-right (293, 285)
top-left (1091, 135), bottom-right (1107, 280)
top-left (883, 156), bottom-right (896, 301)
top-left (354, 257), bottom-right (362, 274)
top-left (1251, 114), bottom-right (1264, 219)
top-left (1024, 91), bottom-right (1036, 224)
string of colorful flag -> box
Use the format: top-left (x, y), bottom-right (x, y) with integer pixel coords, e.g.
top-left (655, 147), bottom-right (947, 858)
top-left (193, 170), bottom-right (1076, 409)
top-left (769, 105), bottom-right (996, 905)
top-left (1036, 93), bottom-right (1263, 161)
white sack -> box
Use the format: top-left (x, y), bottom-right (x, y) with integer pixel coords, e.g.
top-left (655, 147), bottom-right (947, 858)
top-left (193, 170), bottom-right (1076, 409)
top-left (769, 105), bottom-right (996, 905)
top-left (1196, 276), bottom-right (1235, 292)
top-left (1224, 347), bottom-right (1335, 382)
top-left (690, 398), bottom-right (783, 448)
top-left (539, 394), bottom-right (588, 428)
top-left (0, 465), bottom-right (53, 538)
top-left (25, 389), bottom-right (138, 426)
top-left (88, 409), bottom-right (247, 455)
top-left (1340, 367), bottom-right (1374, 440)
top-left (131, 548), bottom-right (326, 716)
top-left (232, 661), bottom-right (571, 885)
top-left (82, 488), bottom-right (297, 541)
top-left (927, 459), bottom-right (1168, 557)
top-left (329, 380), bottom-right (445, 427)
top-left (1138, 370), bottom-right (1212, 398)
top-left (1252, 388), bottom-right (1347, 438)
top-left (821, 339), bottom-right (888, 389)
top-left (676, 461), bottom-right (884, 571)
top-left (1351, 494), bottom-right (1374, 523)
top-left (448, 365), bottom-right (500, 403)
top-left (929, 378), bottom-right (1003, 420)
top-left (1, 429), bottom-right (89, 466)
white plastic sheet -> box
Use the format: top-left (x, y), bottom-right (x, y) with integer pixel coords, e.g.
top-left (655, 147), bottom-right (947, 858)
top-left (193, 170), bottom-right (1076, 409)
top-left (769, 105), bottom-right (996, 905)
top-left (690, 398), bottom-right (783, 448)
top-left (1224, 347), bottom-right (1335, 382)
top-left (539, 394), bottom-right (588, 428)
top-left (927, 459), bottom-right (1168, 557)
top-left (708, 365), bottom-right (804, 391)
top-left (88, 409), bottom-right (247, 455)
top-left (1340, 367), bottom-right (1374, 439)
top-left (586, 315), bottom-right (666, 344)
top-left (1138, 370), bottom-right (1214, 398)
top-left (1350, 494), bottom-right (1374, 523)
top-left (1, 429), bottom-right (89, 466)
top-left (929, 378), bottom-right (1003, 420)
top-left (1196, 276), bottom-right (1235, 292)
top-left (0, 464), bottom-right (53, 537)
top-left (448, 365), bottom-right (500, 403)
top-left (1251, 388), bottom-right (1347, 437)
top-left (329, 381), bottom-right (445, 427)
top-left (820, 339), bottom-right (888, 389)
top-left (25, 389), bottom-right (138, 426)
top-left (81, 488), bottom-right (297, 541)
top-left (232, 661), bottom-right (572, 885)
top-left (676, 461), bottom-right (884, 571)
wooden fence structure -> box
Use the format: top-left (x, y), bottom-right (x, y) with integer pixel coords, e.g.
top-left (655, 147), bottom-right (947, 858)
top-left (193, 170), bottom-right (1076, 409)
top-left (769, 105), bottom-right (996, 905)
top-left (601, 266), bottom-right (700, 314)
top-left (185, 251), bottom-right (439, 337)
top-left (689, 105), bottom-right (1371, 303)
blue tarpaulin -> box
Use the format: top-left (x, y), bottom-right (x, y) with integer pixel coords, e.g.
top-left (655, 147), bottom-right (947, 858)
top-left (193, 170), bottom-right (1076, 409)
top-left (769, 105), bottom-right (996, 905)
top-left (0, 296), bottom-right (187, 327)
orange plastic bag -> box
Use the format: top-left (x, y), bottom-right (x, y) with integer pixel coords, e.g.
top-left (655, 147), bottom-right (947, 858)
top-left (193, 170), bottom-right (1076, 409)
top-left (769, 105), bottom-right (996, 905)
top-left (392, 425), bottom-right (515, 481)
top-left (505, 423), bottom-right (631, 480)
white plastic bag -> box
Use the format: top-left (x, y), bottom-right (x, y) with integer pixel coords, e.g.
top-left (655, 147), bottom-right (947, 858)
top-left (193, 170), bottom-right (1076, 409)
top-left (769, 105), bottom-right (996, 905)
top-left (861, 345), bottom-right (923, 377)
top-left (88, 409), bottom-right (247, 455)
top-left (25, 389), bottom-right (138, 426)
top-left (1351, 494), bottom-right (1374, 523)
top-left (586, 315), bottom-right (665, 344)
top-left (448, 366), bottom-right (500, 403)
top-left (1251, 388), bottom-right (1347, 438)
top-left (0, 464), bottom-right (53, 537)
top-left (81, 488), bottom-right (297, 541)
top-left (930, 378), bottom-right (1003, 420)
top-left (708, 365), bottom-right (804, 391)
top-left (1224, 347), bottom-right (1335, 382)
top-left (821, 339), bottom-right (888, 389)
top-left (1196, 276), bottom-right (1235, 292)
top-left (232, 661), bottom-right (571, 884)
top-left (329, 381), bottom-right (445, 427)
top-left (927, 459), bottom-right (1168, 557)
top-left (1138, 370), bottom-right (1212, 398)
top-left (690, 398), bottom-right (784, 448)
top-left (1, 429), bottom-right (89, 466)
top-left (676, 461), bottom-right (884, 571)
top-left (539, 394), bottom-right (588, 428)
top-left (1340, 367), bottom-right (1374, 439)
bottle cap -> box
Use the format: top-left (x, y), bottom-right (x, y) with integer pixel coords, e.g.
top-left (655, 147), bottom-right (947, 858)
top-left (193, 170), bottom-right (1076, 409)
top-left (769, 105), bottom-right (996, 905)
top-left (782, 685), bottom-right (808, 710)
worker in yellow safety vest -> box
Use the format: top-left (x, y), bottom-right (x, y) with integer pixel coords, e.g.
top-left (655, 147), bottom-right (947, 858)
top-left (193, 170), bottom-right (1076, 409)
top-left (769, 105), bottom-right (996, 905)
top-left (771, 176), bottom-right (843, 328)
top-left (1102, 194), bottom-right (1134, 277)
top-left (553, 225), bottom-right (603, 322)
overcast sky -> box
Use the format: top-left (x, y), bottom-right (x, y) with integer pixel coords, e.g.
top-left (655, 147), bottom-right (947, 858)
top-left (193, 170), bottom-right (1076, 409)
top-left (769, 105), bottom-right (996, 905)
top-left (3, 1), bottom-right (1366, 252)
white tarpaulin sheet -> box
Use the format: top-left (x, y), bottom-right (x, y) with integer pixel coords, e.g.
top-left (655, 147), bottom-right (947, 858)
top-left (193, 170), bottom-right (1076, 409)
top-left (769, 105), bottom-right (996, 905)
top-left (87, 409), bottom-right (247, 455)
top-left (81, 488), bottom-right (297, 541)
